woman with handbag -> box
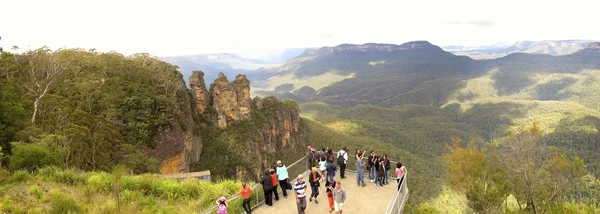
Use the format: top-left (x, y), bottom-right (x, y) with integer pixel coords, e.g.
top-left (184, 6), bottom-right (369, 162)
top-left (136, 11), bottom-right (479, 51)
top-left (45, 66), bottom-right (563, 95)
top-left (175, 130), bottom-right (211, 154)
top-left (309, 167), bottom-right (321, 204)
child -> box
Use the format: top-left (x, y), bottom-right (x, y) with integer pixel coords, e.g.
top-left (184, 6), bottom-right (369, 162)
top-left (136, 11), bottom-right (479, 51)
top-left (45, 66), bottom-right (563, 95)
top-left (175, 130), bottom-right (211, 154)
top-left (216, 196), bottom-right (227, 214)
top-left (319, 156), bottom-right (327, 181)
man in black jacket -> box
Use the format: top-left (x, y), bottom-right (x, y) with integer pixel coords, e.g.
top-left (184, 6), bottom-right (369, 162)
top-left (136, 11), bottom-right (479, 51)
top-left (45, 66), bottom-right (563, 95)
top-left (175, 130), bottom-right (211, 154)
top-left (261, 171), bottom-right (274, 206)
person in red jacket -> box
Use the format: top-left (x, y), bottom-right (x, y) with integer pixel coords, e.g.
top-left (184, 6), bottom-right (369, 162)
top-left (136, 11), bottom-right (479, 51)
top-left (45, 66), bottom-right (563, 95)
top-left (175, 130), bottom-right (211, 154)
top-left (238, 182), bottom-right (252, 214)
top-left (270, 169), bottom-right (280, 201)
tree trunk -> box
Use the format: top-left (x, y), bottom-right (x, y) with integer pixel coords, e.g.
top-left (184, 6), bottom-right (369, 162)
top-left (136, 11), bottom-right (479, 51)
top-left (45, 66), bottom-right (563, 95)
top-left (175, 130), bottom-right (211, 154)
top-left (31, 83), bottom-right (50, 124)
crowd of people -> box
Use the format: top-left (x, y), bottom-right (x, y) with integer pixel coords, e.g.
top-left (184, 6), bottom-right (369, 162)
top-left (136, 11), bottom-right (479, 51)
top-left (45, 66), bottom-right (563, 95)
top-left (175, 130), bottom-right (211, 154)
top-left (215, 144), bottom-right (406, 214)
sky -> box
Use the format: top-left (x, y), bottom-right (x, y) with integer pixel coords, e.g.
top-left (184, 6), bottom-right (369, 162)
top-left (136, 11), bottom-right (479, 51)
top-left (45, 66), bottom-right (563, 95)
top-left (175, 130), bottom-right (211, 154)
top-left (1, 0), bottom-right (598, 59)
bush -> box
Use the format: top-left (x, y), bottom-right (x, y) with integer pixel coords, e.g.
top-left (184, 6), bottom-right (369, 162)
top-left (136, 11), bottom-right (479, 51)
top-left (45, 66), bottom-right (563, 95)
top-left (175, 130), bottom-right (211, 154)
top-left (9, 142), bottom-right (61, 172)
top-left (29, 184), bottom-right (44, 199)
top-left (50, 190), bottom-right (83, 214)
top-left (38, 166), bottom-right (84, 185)
top-left (5, 169), bottom-right (33, 184)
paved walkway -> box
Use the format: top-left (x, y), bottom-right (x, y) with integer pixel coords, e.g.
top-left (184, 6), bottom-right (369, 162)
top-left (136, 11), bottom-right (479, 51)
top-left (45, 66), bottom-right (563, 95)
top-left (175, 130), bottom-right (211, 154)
top-left (254, 172), bottom-right (397, 214)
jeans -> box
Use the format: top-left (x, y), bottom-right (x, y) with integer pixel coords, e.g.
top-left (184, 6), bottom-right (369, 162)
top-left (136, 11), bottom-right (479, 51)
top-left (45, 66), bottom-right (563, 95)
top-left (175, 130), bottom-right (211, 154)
top-left (397, 176), bottom-right (405, 191)
top-left (357, 171), bottom-right (365, 186)
top-left (311, 185), bottom-right (319, 198)
top-left (278, 179), bottom-right (288, 197)
top-left (384, 168), bottom-right (389, 184)
top-left (242, 198), bottom-right (251, 214)
top-left (273, 185), bottom-right (280, 201)
top-left (297, 197), bottom-right (307, 214)
top-left (369, 166), bottom-right (375, 181)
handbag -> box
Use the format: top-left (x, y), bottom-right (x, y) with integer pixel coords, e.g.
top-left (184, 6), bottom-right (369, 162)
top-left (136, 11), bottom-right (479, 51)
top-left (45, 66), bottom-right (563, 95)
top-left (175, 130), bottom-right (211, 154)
top-left (286, 182), bottom-right (293, 190)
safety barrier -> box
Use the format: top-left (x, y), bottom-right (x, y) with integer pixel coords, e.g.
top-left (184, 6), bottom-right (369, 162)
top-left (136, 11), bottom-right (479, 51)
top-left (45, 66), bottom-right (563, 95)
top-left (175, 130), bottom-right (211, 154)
top-left (384, 170), bottom-right (408, 214)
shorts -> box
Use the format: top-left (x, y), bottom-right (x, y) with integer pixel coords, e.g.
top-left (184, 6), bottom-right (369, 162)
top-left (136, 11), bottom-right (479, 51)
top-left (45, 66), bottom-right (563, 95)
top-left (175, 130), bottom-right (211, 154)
top-left (334, 201), bottom-right (344, 211)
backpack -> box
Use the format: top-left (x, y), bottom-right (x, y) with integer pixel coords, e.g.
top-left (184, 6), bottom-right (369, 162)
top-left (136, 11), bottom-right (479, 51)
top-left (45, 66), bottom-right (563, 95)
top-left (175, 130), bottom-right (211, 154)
top-left (337, 152), bottom-right (345, 165)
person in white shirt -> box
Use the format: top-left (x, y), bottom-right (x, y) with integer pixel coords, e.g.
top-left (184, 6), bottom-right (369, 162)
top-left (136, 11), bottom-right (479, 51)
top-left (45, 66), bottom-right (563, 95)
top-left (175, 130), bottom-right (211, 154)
top-left (337, 147), bottom-right (348, 179)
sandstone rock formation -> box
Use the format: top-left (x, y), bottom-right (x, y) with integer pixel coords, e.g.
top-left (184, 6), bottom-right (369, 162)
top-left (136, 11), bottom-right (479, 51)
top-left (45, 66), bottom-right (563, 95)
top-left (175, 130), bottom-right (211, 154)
top-left (149, 75), bottom-right (202, 174)
top-left (190, 71), bottom-right (307, 180)
top-left (190, 71), bottom-right (211, 113)
top-left (207, 72), bottom-right (252, 128)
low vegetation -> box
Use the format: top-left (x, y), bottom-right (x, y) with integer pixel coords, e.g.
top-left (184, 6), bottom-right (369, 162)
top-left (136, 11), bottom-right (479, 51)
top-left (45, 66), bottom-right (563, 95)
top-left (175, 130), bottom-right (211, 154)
top-left (0, 166), bottom-right (254, 213)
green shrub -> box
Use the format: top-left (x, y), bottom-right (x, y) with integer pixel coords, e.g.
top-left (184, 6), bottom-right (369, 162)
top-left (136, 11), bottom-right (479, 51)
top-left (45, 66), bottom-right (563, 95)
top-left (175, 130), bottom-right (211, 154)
top-left (5, 169), bottom-right (33, 184)
top-left (29, 184), bottom-right (44, 199)
top-left (87, 172), bottom-right (113, 192)
top-left (0, 195), bottom-right (23, 213)
top-left (37, 166), bottom-right (85, 185)
top-left (9, 142), bottom-right (61, 172)
top-left (50, 190), bottom-right (83, 214)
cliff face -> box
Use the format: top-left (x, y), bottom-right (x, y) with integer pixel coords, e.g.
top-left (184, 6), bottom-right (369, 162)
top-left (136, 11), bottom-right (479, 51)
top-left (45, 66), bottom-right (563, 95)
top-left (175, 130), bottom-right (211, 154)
top-left (301, 41), bottom-right (443, 56)
top-left (190, 71), bottom-right (211, 113)
top-left (191, 71), bottom-right (306, 180)
top-left (149, 75), bottom-right (202, 174)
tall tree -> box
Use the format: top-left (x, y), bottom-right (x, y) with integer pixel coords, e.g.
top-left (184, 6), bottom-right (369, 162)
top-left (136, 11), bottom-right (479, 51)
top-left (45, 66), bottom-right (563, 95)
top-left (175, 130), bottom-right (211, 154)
top-left (443, 137), bottom-right (510, 213)
top-left (498, 122), bottom-right (584, 213)
top-left (22, 48), bottom-right (65, 124)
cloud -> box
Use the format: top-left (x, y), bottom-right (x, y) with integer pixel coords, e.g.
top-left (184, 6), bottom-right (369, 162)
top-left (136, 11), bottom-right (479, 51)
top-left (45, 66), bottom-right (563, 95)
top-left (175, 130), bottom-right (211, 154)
top-left (444, 20), bottom-right (496, 27)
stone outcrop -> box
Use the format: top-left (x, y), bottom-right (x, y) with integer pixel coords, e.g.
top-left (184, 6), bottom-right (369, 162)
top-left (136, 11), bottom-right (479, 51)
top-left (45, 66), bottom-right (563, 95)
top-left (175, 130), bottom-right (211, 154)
top-left (207, 72), bottom-right (252, 128)
top-left (190, 71), bottom-right (307, 180)
top-left (149, 74), bottom-right (202, 174)
top-left (232, 74), bottom-right (252, 120)
top-left (190, 71), bottom-right (211, 113)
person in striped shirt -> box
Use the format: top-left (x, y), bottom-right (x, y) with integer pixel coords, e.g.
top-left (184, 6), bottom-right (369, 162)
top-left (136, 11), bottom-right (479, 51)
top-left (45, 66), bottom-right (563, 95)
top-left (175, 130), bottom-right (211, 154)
top-left (294, 174), bottom-right (307, 214)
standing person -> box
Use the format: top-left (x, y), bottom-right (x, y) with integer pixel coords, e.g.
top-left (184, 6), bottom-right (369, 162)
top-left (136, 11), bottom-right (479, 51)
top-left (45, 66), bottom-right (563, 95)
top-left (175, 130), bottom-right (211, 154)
top-left (326, 157), bottom-right (337, 181)
top-left (355, 151), bottom-right (366, 187)
top-left (377, 158), bottom-right (385, 188)
top-left (309, 167), bottom-right (321, 204)
top-left (383, 155), bottom-right (391, 185)
top-left (320, 148), bottom-right (326, 160)
top-left (333, 181), bottom-right (346, 214)
top-left (238, 183), bottom-right (252, 214)
top-left (260, 171), bottom-right (274, 206)
top-left (307, 144), bottom-right (316, 168)
top-left (368, 151), bottom-right (375, 182)
top-left (373, 155), bottom-right (380, 186)
top-left (276, 160), bottom-right (289, 198)
top-left (270, 169), bottom-right (280, 201)
top-left (337, 148), bottom-right (348, 179)
top-left (395, 163), bottom-right (406, 191)
top-left (325, 176), bottom-right (336, 213)
top-left (294, 174), bottom-right (308, 214)
top-left (216, 196), bottom-right (227, 214)
top-left (319, 155), bottom-right (327, 181)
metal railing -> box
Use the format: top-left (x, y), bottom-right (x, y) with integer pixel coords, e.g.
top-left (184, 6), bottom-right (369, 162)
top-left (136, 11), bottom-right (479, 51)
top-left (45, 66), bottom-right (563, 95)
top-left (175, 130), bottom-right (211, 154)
top-left (200, 155), bottom-right (309, 214)
top-left (384, 170), bottom-right (408, 214)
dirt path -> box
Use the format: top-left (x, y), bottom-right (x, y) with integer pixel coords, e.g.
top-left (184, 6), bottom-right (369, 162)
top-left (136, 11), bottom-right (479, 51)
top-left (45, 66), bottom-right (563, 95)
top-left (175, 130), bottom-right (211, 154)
top-left (254, 172), bottom-right (397, 214)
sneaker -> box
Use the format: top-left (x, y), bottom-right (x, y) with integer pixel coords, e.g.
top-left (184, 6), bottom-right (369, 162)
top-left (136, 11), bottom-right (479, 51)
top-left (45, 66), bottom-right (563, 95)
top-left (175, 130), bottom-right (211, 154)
top-left (309, 197), bottom-right (312, 202)
top-left (380, 185), bottom-right (384, 188)
top-left (362, 184), bottom-right (367, 187)
top-left (315, 199), bottom-right (319, 204)
top-left (329, 208), bottom-right (333, 213)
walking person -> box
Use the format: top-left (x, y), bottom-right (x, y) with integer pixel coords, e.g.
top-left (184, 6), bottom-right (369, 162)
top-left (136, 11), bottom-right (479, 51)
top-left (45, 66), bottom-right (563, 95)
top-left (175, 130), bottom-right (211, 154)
top-left (294, 174), bottom-right (308, 214)
top-left (333, 181), bottom-right (346, 214)
top-left (309, 167), bottom-right (321, 204)
top-left (276, 160), bottom-right (289, 198)
top-left (238, 183), bottom-right (252, 214)
top-left (337, 148), bottom-right (348, 179)
top-left (326, 157), bottom-right (337, 181)
top-left (355, 150), bottom-right (366, 187)
top-left (260, 171), bottom-right (274, 206)
top-left (325, 176), bottom-right (336, 213)
top-left (216, 196), bottom-right (228, 214)
top-left (368, 151), bottom-right (375, 182)
top-left (395, 162), bottom-right (406, 191)
top-left (270, 169), bottom-right (280, 201)
top-left (383, 155), bottom-right (391, 185)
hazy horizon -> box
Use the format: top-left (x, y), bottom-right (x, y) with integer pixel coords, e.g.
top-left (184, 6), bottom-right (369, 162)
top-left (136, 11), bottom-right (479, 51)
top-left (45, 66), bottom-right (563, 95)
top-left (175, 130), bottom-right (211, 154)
top-left (1, 0), bottom-right (598, 59)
